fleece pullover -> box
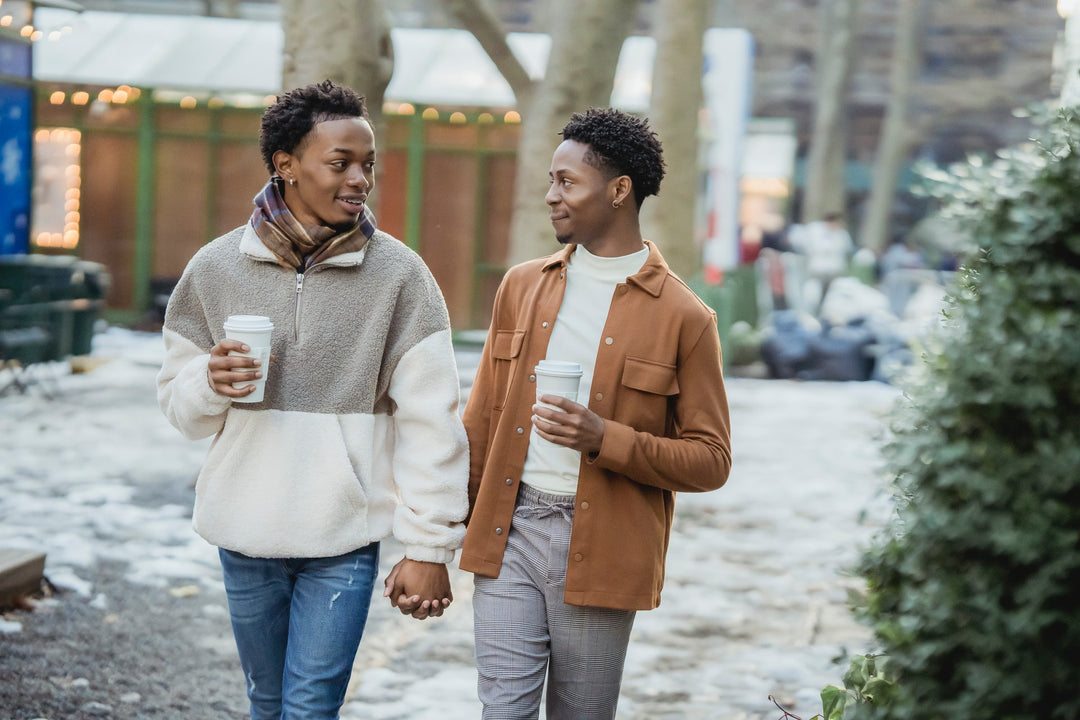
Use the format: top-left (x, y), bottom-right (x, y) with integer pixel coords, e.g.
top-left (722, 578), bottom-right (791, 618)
top-left (157, 223), bottom-right (469, 562)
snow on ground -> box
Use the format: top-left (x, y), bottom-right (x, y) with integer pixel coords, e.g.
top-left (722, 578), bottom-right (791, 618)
top-left (1, 327), bottom-right (902, 719)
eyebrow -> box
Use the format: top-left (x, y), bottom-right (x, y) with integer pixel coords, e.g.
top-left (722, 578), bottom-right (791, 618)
top-left (326, 147), bottom-right (376, 157)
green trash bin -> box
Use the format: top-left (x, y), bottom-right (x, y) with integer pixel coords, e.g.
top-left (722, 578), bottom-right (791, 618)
top-left (70, 261), bottom-right (109, 356)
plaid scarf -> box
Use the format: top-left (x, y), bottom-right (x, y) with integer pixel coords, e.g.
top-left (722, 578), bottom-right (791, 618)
top-left (249, 178), bottom-right (377, 271)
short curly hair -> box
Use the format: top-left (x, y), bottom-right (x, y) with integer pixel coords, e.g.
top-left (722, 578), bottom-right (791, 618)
top-left (258, 79), bottom-right (370, 175)
top-left (559, 108), bottom-right (665, 208)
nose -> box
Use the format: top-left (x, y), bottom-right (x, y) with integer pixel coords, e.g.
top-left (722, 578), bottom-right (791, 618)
top-left (347, 165), bottom-right (371, 190)
top-left (545, 183), bottom-right (558, 206)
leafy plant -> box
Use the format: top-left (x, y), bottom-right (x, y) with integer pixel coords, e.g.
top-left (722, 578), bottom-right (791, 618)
top-left (849, 106), bottom-right (1080, 720)
top-left (770, 654), bottom-right (899, 720)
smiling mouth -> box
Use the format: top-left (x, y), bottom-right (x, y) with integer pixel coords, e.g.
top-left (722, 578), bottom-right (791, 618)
top-left (339, 197), bottom-right (366, 211)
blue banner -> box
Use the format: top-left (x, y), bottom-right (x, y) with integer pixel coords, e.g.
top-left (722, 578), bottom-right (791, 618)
top-left (0, 82), bottom-right (32, 255)
top-left (0, 35), bottom-right (32, 78)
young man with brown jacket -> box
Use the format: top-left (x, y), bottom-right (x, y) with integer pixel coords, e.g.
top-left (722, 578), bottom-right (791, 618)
top-left (460, 108), bottom-right (733, 719)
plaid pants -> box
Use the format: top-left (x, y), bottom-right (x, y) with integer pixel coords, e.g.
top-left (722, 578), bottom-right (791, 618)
top-left (473, 484), bottom-right (636, 720)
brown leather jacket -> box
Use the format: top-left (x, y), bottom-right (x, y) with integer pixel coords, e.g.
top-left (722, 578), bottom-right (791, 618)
top-left (459, 241), bottom-right (732, 610)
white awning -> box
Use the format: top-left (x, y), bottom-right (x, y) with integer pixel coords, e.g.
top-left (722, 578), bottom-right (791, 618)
top-left (31, 9), bottom-right (655, 110)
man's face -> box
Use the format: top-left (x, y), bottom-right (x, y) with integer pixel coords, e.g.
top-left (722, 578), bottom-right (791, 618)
top-left (545, 140), bottom-right (616, 247)
top-left (274, 117), bottom-right (376, 230)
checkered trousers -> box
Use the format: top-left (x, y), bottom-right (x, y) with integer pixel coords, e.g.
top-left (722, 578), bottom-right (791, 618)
top-left (472, 484), bottom-right (636, 720)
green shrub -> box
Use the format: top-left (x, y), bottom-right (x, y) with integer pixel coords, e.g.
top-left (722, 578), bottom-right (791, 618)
top-left (852, 108), bottom-right (1080, 720)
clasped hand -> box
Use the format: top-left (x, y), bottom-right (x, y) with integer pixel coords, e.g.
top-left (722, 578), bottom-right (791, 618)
top-left (383, 558), bottom-right (452, 620)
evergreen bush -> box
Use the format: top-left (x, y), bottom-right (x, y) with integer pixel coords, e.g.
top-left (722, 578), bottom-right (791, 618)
top-left (852, 108), bottom-right (1080, 720)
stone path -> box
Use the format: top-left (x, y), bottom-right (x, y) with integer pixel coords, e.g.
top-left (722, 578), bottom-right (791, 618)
top-left (0, 332), bottom-right (901, 720)
top-left (341, 349), bottom-right (901, 720)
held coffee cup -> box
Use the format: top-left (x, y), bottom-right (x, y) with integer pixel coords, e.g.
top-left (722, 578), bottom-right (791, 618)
top-left (534, 360), bottom-right (583, 404)
top-left (223, 315), bottom-right (273, 403)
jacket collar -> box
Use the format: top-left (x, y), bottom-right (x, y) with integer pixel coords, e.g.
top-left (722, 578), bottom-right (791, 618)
top-left (239, 222), bottom-right (369, 268)
top-left (541, 240), bottom-right (668, 298)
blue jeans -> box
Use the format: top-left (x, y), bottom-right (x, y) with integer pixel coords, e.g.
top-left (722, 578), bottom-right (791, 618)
top-left (218, 544), bottom-right (380, 720)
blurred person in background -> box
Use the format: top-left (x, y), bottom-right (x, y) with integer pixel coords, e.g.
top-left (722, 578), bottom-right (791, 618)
top-left (790, 211), bottom-right (853, 312)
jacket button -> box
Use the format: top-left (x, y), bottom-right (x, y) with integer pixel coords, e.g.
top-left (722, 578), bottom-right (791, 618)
top-left (594, 392), bottom-right (603, 401)
top-left (604, 337), bottom-right (614, 345)
top-left (542, 321), bottom-right (549, 328)
top-left (516, 427), bottom-right (524, 434)
top-left (529, 374), bottom-right (535, 382)
top-left (573, 553), bottom-right (583, 562)
top-left (580, 501), bottom-right (590, 510)
top-left (495, 527), bottom-right (503, 535)
top-left (505, 477), bottom-right (513, 485)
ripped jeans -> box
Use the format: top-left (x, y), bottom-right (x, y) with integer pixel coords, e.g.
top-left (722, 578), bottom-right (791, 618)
top-left (219, 544), bottom-right (380, 720)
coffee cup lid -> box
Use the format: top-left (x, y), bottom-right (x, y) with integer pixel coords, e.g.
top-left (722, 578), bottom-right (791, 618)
top-left (224, 315), bottom-right (274, 331)
top-left (534, 360), bottom-right (582, 377)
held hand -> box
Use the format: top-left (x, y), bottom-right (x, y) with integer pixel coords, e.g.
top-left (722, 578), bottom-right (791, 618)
top-left (532, 395), bottom-right (606, 455)
top-left (207, 340), bottom-right (263, 398)
top-left (383, 558), bottom-right (453, 620)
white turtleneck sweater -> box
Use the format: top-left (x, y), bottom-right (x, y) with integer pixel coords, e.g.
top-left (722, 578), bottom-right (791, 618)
top-left (521, 242), bottom-right (650, 495)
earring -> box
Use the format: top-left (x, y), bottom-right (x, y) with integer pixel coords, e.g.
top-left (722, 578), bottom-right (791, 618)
top-left (289, 177), bottom-right (296, 186)
top-left (612, 200), bottom-right (621, 209)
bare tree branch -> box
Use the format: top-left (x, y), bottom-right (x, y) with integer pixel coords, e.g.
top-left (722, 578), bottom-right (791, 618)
top-left (444, 0), bottom-right (535, 106)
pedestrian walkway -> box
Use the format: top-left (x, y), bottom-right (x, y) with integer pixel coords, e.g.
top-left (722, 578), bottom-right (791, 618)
top-left (0, 329), bottom-right (901, 720)
top-left (342, 344), bottom-right (900, 720)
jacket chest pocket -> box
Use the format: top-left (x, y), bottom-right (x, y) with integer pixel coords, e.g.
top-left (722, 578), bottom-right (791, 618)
top-left (492, 329), bottom-right (526, 410)
top-left (617, 356), bottom-right (679, 435)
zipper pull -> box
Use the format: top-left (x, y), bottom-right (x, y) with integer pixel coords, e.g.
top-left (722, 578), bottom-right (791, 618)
top-left (294, 272), bottom-right (305, 341)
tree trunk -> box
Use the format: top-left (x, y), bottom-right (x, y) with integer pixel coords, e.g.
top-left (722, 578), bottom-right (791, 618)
top-left (449, 0), bottom-right (639, 265)
top-left (858, 0), bottom-right (923, 254)
top-left (803, 0), bottom-right (858, 223)
top-left (641, 0), bottom-right (709, 280)
top-left (506, 0), bottom-right (641, 266)
top-left (280, 0), bottom-right (394, 190)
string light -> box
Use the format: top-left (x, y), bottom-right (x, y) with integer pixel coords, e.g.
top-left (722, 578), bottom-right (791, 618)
top-left (32, 128), bottom-right (81, 251)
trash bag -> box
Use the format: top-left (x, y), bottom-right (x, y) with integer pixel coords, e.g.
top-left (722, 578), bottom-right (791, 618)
top-left (799, 318), bottom-right (876, 382)
top-left (760, 310), bottom-right (816, 379)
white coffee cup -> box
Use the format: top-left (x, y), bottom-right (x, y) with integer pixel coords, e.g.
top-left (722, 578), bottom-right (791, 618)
top-left (223, 315), bottom-right (273, 403)
top-left (535, 360), bottom-right (583, 404)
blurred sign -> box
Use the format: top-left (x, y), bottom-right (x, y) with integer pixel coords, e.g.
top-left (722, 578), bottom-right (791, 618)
top-left (702, 29), bottom-right (754, 283)
top-left (0, 35), bottom-right (32, 77)
top-left (0, 36), bottom-right (32, 256)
